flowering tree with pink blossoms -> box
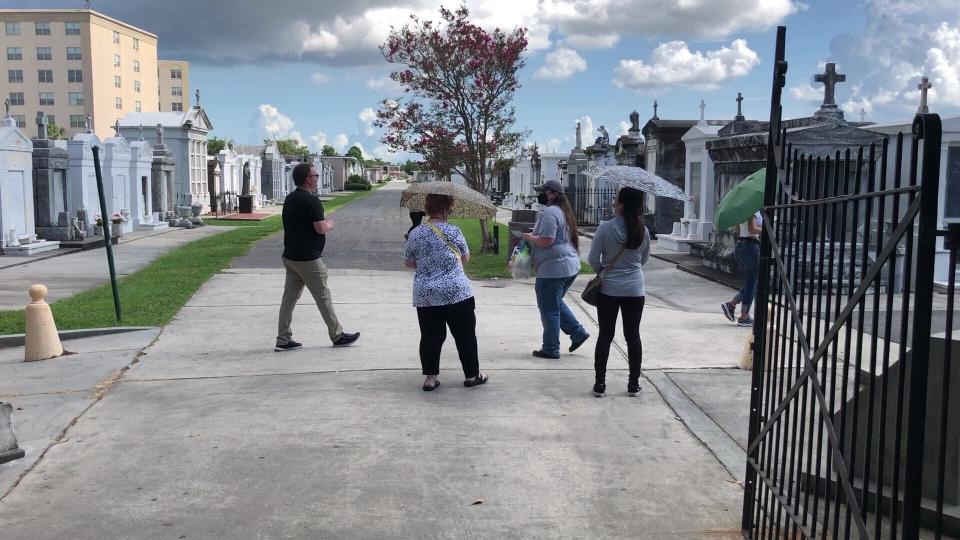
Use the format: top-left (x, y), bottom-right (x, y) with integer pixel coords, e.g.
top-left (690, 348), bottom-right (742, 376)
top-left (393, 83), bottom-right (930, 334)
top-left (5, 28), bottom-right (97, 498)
top-left (376, 6), bottom-right (529, 251)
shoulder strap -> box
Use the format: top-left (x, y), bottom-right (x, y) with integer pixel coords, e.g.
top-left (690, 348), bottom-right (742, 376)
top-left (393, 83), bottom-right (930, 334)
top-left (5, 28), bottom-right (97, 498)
top-left (427, 222), bottom-right (462, 259)
top-left (598, 244), bottom-right (627, 278)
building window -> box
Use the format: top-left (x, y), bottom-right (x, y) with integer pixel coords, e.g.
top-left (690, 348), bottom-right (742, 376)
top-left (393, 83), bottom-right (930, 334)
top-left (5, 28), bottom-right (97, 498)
top-left (66, 47), bottom-right (82, 60)
top-left (8, 70), bottom-right (23, 83)
top-left (114, 75), bottom-right (121, 88)
top-left (135, 101), bottom-right (142, 112)
top-left (70, 115), bottom-right (85, 128)
top-left (112, 30), bottom-right (120, 44)
top-left (38, 69), bottom-right (53, 83)
top-left (133, 38), bottom-right (139, 50)
top-left (171, 69), bottom-right (182, 79)
top-left (5, 23), bottom-right (20, 36)
top-left (115, 97), bottom-right (122, 109)
top-left (39, 92), bottom-right (55, 106)
top-left (113, 54), bottom-right (120, 67)
top-left (171, 102), bottom-right (183, 112)
top-left (12, 115), bottom-right (26, 128)
top-left (171, 86), bottom-right (182, 97)
top-left (6, 47), bottom-right (22, 61)
top-left (133, 60), bottom-right (140, 73)
top-left (69, 92), bottom-right (84, 106)
top-left (134, 80), bottom-right (140, 92)
top-left (35, 22), bottom-right (51, 35)
top-left (8, 92), bottom-right (24, 106)
top-left (68, 69), bottom-right (83, 83)
top-left (65, 22), bottom-right (81, 35)
top-left (37, 47), bottom-right (52, 61)
top-left (46, 115), bottom-right (56, 127)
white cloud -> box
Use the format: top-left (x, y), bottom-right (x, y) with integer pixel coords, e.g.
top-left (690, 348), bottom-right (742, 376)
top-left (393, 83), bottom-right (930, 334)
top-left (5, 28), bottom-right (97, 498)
top-left (534, 48), bottom-right (588, 80)
top-left (545, 138), bottom-right (563, 153)
top-left (307, 131), bottom-right (328, 152)
top-left (618, 121), bottom-right (630, 136)
top-left (562, 33), bottom-right (620, 50)
top-left (576, 116), bottom-right (595, 147)
top-left (358, 107), bottom-right (377, 136)
top-left (366, 76), bottom-right (403, 92)
top-left (250, 104), bottom-right (303, 142)
top-left (614, 39), bottom-right (760, 90)
top-left (333, 133), bottom-right (350, 152)
top-left (816, 0), bottom-right (960, 120)
top-left (310, 72), bottom-right (331, 85)
top-left (790, 84), bottom-right (822, 103)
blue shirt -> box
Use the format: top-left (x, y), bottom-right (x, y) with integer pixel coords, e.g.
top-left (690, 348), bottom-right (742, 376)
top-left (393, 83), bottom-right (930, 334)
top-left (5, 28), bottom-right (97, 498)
top-left (587, 217), bottom-right (650, 296)
top-left (531, 206), bottom-right (581, 278)
top-left (404, 222), bottom-right (474, 307)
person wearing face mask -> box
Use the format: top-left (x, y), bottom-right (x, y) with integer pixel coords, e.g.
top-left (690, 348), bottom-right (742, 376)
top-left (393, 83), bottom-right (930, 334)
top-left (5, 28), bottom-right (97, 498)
top-left (522, 180), bottom-right (590, 359)
top-left (587, 187), bottom-right (650, 397)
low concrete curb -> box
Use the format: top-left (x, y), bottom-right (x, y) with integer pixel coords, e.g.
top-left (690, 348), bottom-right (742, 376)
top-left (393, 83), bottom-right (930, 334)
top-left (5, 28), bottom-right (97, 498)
top-left (0, 326), bottom-right (158, 348)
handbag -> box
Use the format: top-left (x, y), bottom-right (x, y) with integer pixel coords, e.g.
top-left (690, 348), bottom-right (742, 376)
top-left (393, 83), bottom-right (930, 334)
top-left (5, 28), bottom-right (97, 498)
top-left (581, 244), bottom-right (626, 306)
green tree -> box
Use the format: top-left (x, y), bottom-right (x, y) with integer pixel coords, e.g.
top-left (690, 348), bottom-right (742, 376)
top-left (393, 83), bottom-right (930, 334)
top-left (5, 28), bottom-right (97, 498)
top-left (268, 138), bottom-right (309, 157)
top-left (46, 123), bottom-right (66, 140)
top-left (402, 160), bottom-right (418, 174)
top-left (207, 136), bottom-right (231, 156)
top-left (346, 145), bottom-right (364, 161)
top-left (321, 145), bottom-right (338, 156)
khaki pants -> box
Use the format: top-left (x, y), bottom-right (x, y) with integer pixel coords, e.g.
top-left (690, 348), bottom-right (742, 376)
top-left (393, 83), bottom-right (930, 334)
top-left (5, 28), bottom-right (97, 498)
top-left (277, 257), bottom-right (343, 345)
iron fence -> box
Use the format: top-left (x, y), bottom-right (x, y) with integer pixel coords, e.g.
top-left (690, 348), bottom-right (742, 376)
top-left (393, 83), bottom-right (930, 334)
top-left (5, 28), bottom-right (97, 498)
top-left (742, 25), bottom-right (960, 540)
top-left (570, 185), bottom-right (618, 225)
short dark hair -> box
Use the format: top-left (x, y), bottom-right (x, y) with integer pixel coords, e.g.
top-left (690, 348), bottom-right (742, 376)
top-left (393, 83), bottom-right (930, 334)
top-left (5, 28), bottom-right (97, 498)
top-left (292, 162), bottom-right (314, 187)
top-left (424, 194), bottom-right (453, 216)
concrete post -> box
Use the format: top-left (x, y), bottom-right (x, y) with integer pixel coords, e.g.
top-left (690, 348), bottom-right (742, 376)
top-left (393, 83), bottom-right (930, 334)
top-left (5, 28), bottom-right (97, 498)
top-left (24, 284), bottom-right (64, 362)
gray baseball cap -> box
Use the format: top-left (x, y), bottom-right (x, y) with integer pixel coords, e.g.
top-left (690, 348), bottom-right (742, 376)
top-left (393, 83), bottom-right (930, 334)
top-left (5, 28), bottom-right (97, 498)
top-left (534, 180), bottom-right (564, 193)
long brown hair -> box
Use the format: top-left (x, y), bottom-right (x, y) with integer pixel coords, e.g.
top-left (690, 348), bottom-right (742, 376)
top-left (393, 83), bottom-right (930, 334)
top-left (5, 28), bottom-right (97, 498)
top-left (549, 192), bottom-right (580, 252)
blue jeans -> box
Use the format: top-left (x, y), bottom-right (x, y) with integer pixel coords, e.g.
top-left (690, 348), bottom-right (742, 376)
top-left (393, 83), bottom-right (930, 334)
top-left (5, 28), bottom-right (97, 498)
top-left (535, 275), bottom-right (588, 355)
top-left (734, 240), bottom-right (760, 316)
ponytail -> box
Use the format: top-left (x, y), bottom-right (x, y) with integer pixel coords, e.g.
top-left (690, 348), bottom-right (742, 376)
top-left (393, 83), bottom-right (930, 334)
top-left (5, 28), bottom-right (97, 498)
top-left (549, 192), bottom-right (580, 252)
top-left (617, 187), bottom-right (646, 249)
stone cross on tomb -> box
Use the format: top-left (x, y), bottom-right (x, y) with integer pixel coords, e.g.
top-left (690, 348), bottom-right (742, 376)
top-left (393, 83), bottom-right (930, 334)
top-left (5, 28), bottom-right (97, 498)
top-left (3, 98), bottom-right (8, 117)
top-left (698, 100), bottom-right (706, 123)
top-left (653, 100), bottom-right (659, 119)
top-left (735, 92), bottom-right (745, 121)
top-left (917, 76), bottom-right (932, 114)
top-left (84, 114), bottom-right (92, 133)
top-left (814, 63), bottom-right (846, 107)
top-left (156, 123), bottom-right (164, 145)
top-left (138, 123), bottom-right (144, 140)
top-left (36, 111), bottom-right (48, 139)
top-left (113, 118), bottom-right (120, 137)
top-left (195, 88), bottom-right (201, 108)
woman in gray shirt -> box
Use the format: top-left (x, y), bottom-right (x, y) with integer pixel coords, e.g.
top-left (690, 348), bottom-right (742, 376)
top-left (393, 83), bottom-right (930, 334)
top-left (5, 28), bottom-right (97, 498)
top-left (587, 187), bottom-right (650, 397)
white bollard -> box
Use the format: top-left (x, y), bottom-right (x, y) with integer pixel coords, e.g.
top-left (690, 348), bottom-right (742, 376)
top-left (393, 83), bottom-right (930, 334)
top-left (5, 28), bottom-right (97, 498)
top-left (24, 284), bottom-right (64, 362)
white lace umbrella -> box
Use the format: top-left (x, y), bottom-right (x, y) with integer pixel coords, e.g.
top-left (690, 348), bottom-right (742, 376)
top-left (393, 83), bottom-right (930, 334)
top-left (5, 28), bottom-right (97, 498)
top-left (583, 165), bottom-right (686, 200)
top-left (400, 181), bottom-right (496, 219)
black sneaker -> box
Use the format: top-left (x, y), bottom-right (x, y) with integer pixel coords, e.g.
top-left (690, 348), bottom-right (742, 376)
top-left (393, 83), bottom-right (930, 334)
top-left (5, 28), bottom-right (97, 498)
top-left (274, 340), bottom-right (303, 352)
top-left (721, 303), bottom-right (736, 322)
top-left (628, 381), bottom-right (641, 396)
top-left (333, 332), bottom-right (360, 347)
top-left (569, 333), bottom-right (590, 353)
top-left (592, 382), bottom-right (606, 398)
top-left (532, 349), bottom-right (560, 359)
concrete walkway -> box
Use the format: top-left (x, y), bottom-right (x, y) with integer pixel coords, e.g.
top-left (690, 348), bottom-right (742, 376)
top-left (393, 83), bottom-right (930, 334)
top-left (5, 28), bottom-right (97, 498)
top-left (0, 182), bottom-right (755, 538)
top-left (0, 226), bottom-right (231, 311)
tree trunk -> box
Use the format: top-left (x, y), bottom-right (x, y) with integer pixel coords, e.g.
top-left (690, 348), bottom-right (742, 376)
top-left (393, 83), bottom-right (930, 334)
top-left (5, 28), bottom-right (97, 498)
top-left (479, 218), bottom-right (493, 253)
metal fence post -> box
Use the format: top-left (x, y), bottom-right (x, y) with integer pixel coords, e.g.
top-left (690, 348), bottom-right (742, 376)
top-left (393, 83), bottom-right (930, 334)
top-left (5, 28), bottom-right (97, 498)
top-left (92, 146), bottom-right (122, 322)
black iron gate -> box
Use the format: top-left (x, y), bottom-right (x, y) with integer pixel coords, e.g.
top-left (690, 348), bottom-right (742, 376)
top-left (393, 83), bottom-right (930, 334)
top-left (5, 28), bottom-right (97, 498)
top-left (741, 26), bottom-right (960, 539)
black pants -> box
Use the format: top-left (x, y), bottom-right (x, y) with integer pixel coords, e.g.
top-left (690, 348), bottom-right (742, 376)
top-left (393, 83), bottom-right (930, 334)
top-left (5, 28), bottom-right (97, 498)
top-left (594, 294), bottom-right (645, 383)
top-left (416, 297), bottom-right (479, 378)
top-left (408, 211), bottom-right (426, 234)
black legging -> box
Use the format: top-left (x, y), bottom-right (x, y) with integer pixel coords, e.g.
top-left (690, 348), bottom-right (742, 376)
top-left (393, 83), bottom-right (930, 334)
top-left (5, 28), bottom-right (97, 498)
top-left (594, 294), bottom-right (645, 384)
top-left (408, 211), bottom-right (426, 234)
top-left (416, 297), bottom-right (479, 378)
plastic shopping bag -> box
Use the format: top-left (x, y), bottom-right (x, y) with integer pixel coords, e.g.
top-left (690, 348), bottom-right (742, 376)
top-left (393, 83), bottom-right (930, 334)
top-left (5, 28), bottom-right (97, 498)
top-left (510, 242), bottom-right (533, 279)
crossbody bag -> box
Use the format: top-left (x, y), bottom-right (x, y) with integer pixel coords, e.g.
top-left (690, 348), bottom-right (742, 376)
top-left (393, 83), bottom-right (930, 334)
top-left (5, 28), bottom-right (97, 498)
top-left (580, 244), bottom-right (626, 306)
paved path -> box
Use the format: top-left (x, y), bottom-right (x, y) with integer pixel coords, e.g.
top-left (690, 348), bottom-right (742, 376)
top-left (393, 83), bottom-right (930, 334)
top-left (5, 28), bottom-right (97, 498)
top-left (0, 182), bottom-right (752, 538)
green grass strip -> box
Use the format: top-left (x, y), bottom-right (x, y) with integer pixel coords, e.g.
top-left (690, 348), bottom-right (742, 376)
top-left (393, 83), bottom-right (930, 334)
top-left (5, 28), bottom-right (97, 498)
top-left (0, 185), bottom-right (384, 335)
top-left (451, 218), bottom-right (592, 280)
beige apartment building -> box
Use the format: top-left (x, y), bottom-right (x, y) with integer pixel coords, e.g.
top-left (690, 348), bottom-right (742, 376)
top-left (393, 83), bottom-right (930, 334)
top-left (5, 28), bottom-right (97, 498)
top-left (158, 59), bottom-right (189, 112)
top-left (0, 9), bottom-right (159, 140)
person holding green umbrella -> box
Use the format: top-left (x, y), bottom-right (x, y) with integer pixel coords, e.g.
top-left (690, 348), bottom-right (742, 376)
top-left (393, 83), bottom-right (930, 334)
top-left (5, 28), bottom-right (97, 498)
top-left (721, 211), bottom-right (763, 326)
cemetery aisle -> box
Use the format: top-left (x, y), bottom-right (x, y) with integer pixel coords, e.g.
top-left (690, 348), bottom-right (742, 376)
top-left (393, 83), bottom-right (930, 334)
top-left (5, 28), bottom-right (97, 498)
top-left (0, 181), bottom-right (749, 538)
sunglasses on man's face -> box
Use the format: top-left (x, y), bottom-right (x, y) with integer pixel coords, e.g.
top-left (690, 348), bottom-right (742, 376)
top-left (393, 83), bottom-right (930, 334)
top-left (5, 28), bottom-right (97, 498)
top-left (307, 174), bottom-right (320, 178)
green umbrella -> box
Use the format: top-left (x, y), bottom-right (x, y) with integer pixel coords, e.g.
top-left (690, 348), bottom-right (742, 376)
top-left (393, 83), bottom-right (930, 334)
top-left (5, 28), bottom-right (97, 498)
top-left (715, 168), bottom-right (765, 231)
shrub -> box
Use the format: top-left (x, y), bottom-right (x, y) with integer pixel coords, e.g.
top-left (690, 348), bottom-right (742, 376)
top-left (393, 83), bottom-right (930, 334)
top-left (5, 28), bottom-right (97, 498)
top-left (348, 174), bottom-right (367, 185)
top-left (345, 183), bottom-right (372, 191)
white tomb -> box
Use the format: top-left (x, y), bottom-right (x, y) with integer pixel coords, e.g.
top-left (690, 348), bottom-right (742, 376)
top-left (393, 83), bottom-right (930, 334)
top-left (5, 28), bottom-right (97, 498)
top-left (67, 131), bottom-right (102, 228)
top-left (128, 132), bottom-right (167, 231)
top-left (101, 129), bottom-right (133, 233)
top-left (0, 115), bottom-right (59, 255)
top-left (658, 123), bottom-right (722, 252)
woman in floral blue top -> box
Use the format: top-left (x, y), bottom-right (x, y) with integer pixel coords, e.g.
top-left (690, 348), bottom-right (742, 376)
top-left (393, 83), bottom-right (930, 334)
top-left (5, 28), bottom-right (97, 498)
top-left (404, 194), bottom-right (488, 392)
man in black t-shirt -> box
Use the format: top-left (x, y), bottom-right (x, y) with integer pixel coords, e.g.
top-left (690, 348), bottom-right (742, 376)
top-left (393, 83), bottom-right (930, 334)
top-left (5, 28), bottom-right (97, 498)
top-left (275, 163), bottom-right (360, 351)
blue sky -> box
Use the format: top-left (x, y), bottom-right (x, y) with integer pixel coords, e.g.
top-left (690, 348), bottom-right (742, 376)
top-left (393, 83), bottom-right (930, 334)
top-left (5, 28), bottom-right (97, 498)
top-left (17, 0), bottom-right (960, 161)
